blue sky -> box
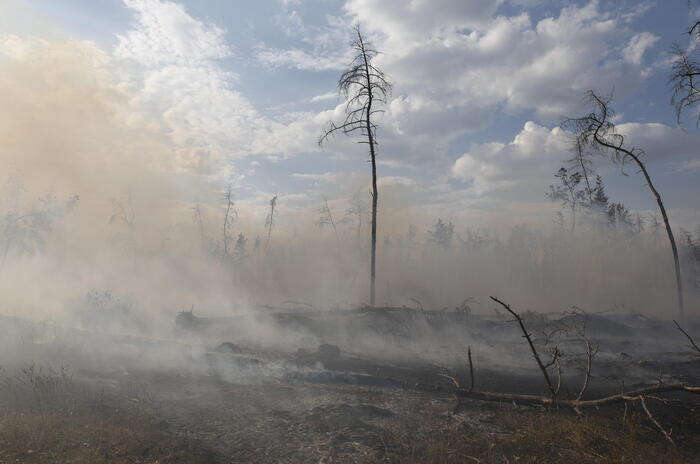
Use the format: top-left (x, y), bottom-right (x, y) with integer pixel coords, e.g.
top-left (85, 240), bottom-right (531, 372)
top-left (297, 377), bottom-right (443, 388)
top-left (2, 0), bottom-right (699, 229)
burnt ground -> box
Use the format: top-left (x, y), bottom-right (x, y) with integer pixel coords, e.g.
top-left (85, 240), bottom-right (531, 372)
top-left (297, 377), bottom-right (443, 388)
top-left (1, 308), bottom-right (699, 463)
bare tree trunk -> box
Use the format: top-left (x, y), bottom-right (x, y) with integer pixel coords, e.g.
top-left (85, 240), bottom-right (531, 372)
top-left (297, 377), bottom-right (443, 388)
top-left (318, 26), bottom-right (390, 307)
top-left (266, 195), bottom-right (277, 249)
top-left (223, 196), bottom-right (232, 257)
top-left (635, 159), bottom-right (685, 322)
top-left (360, 36), bottom-right (378, 307)
top-left (574, 142), bottom-right (593, 203)
top-left (594, 138), bottom-right (685, 322)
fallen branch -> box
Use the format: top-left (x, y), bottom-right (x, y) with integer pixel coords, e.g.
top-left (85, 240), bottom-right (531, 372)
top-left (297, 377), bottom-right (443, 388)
top-left (635, 395), bottom-right (676, 447)
top-left (490, 296), bottom-right (558, 398)
top-left (454, 382), bottom-right (700, 409)
top-left (467, 345), bottom-right (474, 392)
top-left (446, 296), bottom-right (700, 445)
top-left (673, 320), bottom-right (700, 354)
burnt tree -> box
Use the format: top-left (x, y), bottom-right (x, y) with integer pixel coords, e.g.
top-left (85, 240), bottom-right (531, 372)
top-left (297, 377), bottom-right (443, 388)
top-left (563, 91), bottom-right (685, 321)
top-left (319, 25), bottom-right (391, 307)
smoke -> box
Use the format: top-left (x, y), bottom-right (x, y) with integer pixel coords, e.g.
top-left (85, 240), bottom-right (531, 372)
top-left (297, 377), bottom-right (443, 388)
top-left (0, 33), bottom-right (697, 384)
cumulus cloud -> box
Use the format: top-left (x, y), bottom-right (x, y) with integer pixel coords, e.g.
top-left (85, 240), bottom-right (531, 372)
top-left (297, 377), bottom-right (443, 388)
top-left (5, 0), bottom-right (695, 223)
top-left (451, 122), bottom-right (569, 196)
top-left (259, 0), bottom-right (665, 179)
top-left (114, 0), bottom-right (269, 175)
top-left (616, 122), bottom-right (700, 161)
top-left (450, 120), bottom-right (700, 199)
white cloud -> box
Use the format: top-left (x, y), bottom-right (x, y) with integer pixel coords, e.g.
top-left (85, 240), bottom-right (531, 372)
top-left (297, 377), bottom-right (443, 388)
top-left (310, 92), bottom-right (338, 103)
top-left (265, 0), bottom-right (663, 177)
top-left (378, 176), bottom-right (415, 187)
top-left (256, 14), bottom-right (353, 71)
top-left (451, 122), bottom-right (569, 196)
top-left (116, 0), bottom-right (231, 67)
top-left (256, 46), bottom-right (349, 71)
top-left (616, 122), bottom-right (700, 161)
top-left (291, 172), bottom-right (340, 183)
top-left (623, 32), bottom-right (659, 65)
top-left (114, 0), bottom-right (274, 176)
top-left (450, 119), bottom-right (700, 199)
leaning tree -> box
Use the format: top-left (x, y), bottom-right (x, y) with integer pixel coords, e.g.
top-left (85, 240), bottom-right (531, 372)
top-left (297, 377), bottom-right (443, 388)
top-left (319, 25), bottom-right (392, 307)
top-left (562, 91), bottom-right (685, 321)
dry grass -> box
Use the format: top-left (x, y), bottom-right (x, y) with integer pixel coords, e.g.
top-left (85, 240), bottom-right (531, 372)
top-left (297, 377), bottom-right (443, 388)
top-left (377, 402), bottom-right (700, 464)
top-left (0, 363), bottom-right (219, 464)
top-left (0, 411), bottom-right (218, 463)
top-left (1, 361), bottom-right (698, 463)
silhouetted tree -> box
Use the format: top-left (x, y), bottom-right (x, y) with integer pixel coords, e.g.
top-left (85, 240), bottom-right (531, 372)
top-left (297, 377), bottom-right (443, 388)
top-left (607, 202), bottom-right (633, 230)
top-left (591, 175), bottom-right (609, 211)
top-left (317, 195), bottom-right (340, 249)
top-left (222, 186), bottom-right (236, 257)
top-left (344, 192), bottom-right (367, 239)
top-left (428, 219), bottom-right (455, 250)
top-left (319, 25), bottom-right (392, 307)
top-left (569, 140), bottom-right (595, 202)
top-left (547, 167), bottom-right (586, 232)
top-left (669, 3), bottom-right (700, 124)
top-left (234, 232), bottom-right (248, 261)
top-left (1, 193), bottom-right (79, 275)
top-left (563, 90), bottom-right (685, 321)
top-left (265, 195), bottom-right (278, 248)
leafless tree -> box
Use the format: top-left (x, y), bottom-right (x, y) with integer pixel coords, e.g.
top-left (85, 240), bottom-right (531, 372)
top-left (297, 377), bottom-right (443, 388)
top-left (568, 139), bottom-right (594, 203)
top-left (317, 195), bottom-right (340, 249)
top-left (344, 192), bottom-right (367, 239)
top-left (669, 4), bottom-right (700, 124)
top-left (670, 45), bottom-right (700, 125)
top-left (265, 195), bottom-right (278, 248)
top-left (319, 25), bottom-right (392, 307)
top-left (562, 91), bottom-right (685, 322)
top-left (222, 186), bottom-right (237, 257)
top-left (546, 167), bottom-right (586, 233)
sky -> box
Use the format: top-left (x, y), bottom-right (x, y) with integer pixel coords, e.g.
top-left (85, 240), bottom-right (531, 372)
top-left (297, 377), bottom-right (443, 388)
top-left (1, 0), bottom-right (699, 230)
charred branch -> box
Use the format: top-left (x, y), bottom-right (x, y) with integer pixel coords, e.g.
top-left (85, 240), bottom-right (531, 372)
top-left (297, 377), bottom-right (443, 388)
top-left (674, 319), bottom-right (700, 354)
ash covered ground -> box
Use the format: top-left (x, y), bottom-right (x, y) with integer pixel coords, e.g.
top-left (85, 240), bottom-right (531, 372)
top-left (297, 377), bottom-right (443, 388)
top-left (1, 302), bottom-right (698, 463)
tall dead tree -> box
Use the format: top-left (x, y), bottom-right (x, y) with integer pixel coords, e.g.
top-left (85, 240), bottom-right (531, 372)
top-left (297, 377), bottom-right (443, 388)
top-left (265, 195), bottom-right (277, 248)
top-left (562, 91), bottom-right (685, 321)
top-left (319, 25), bottom-right (391, 306)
